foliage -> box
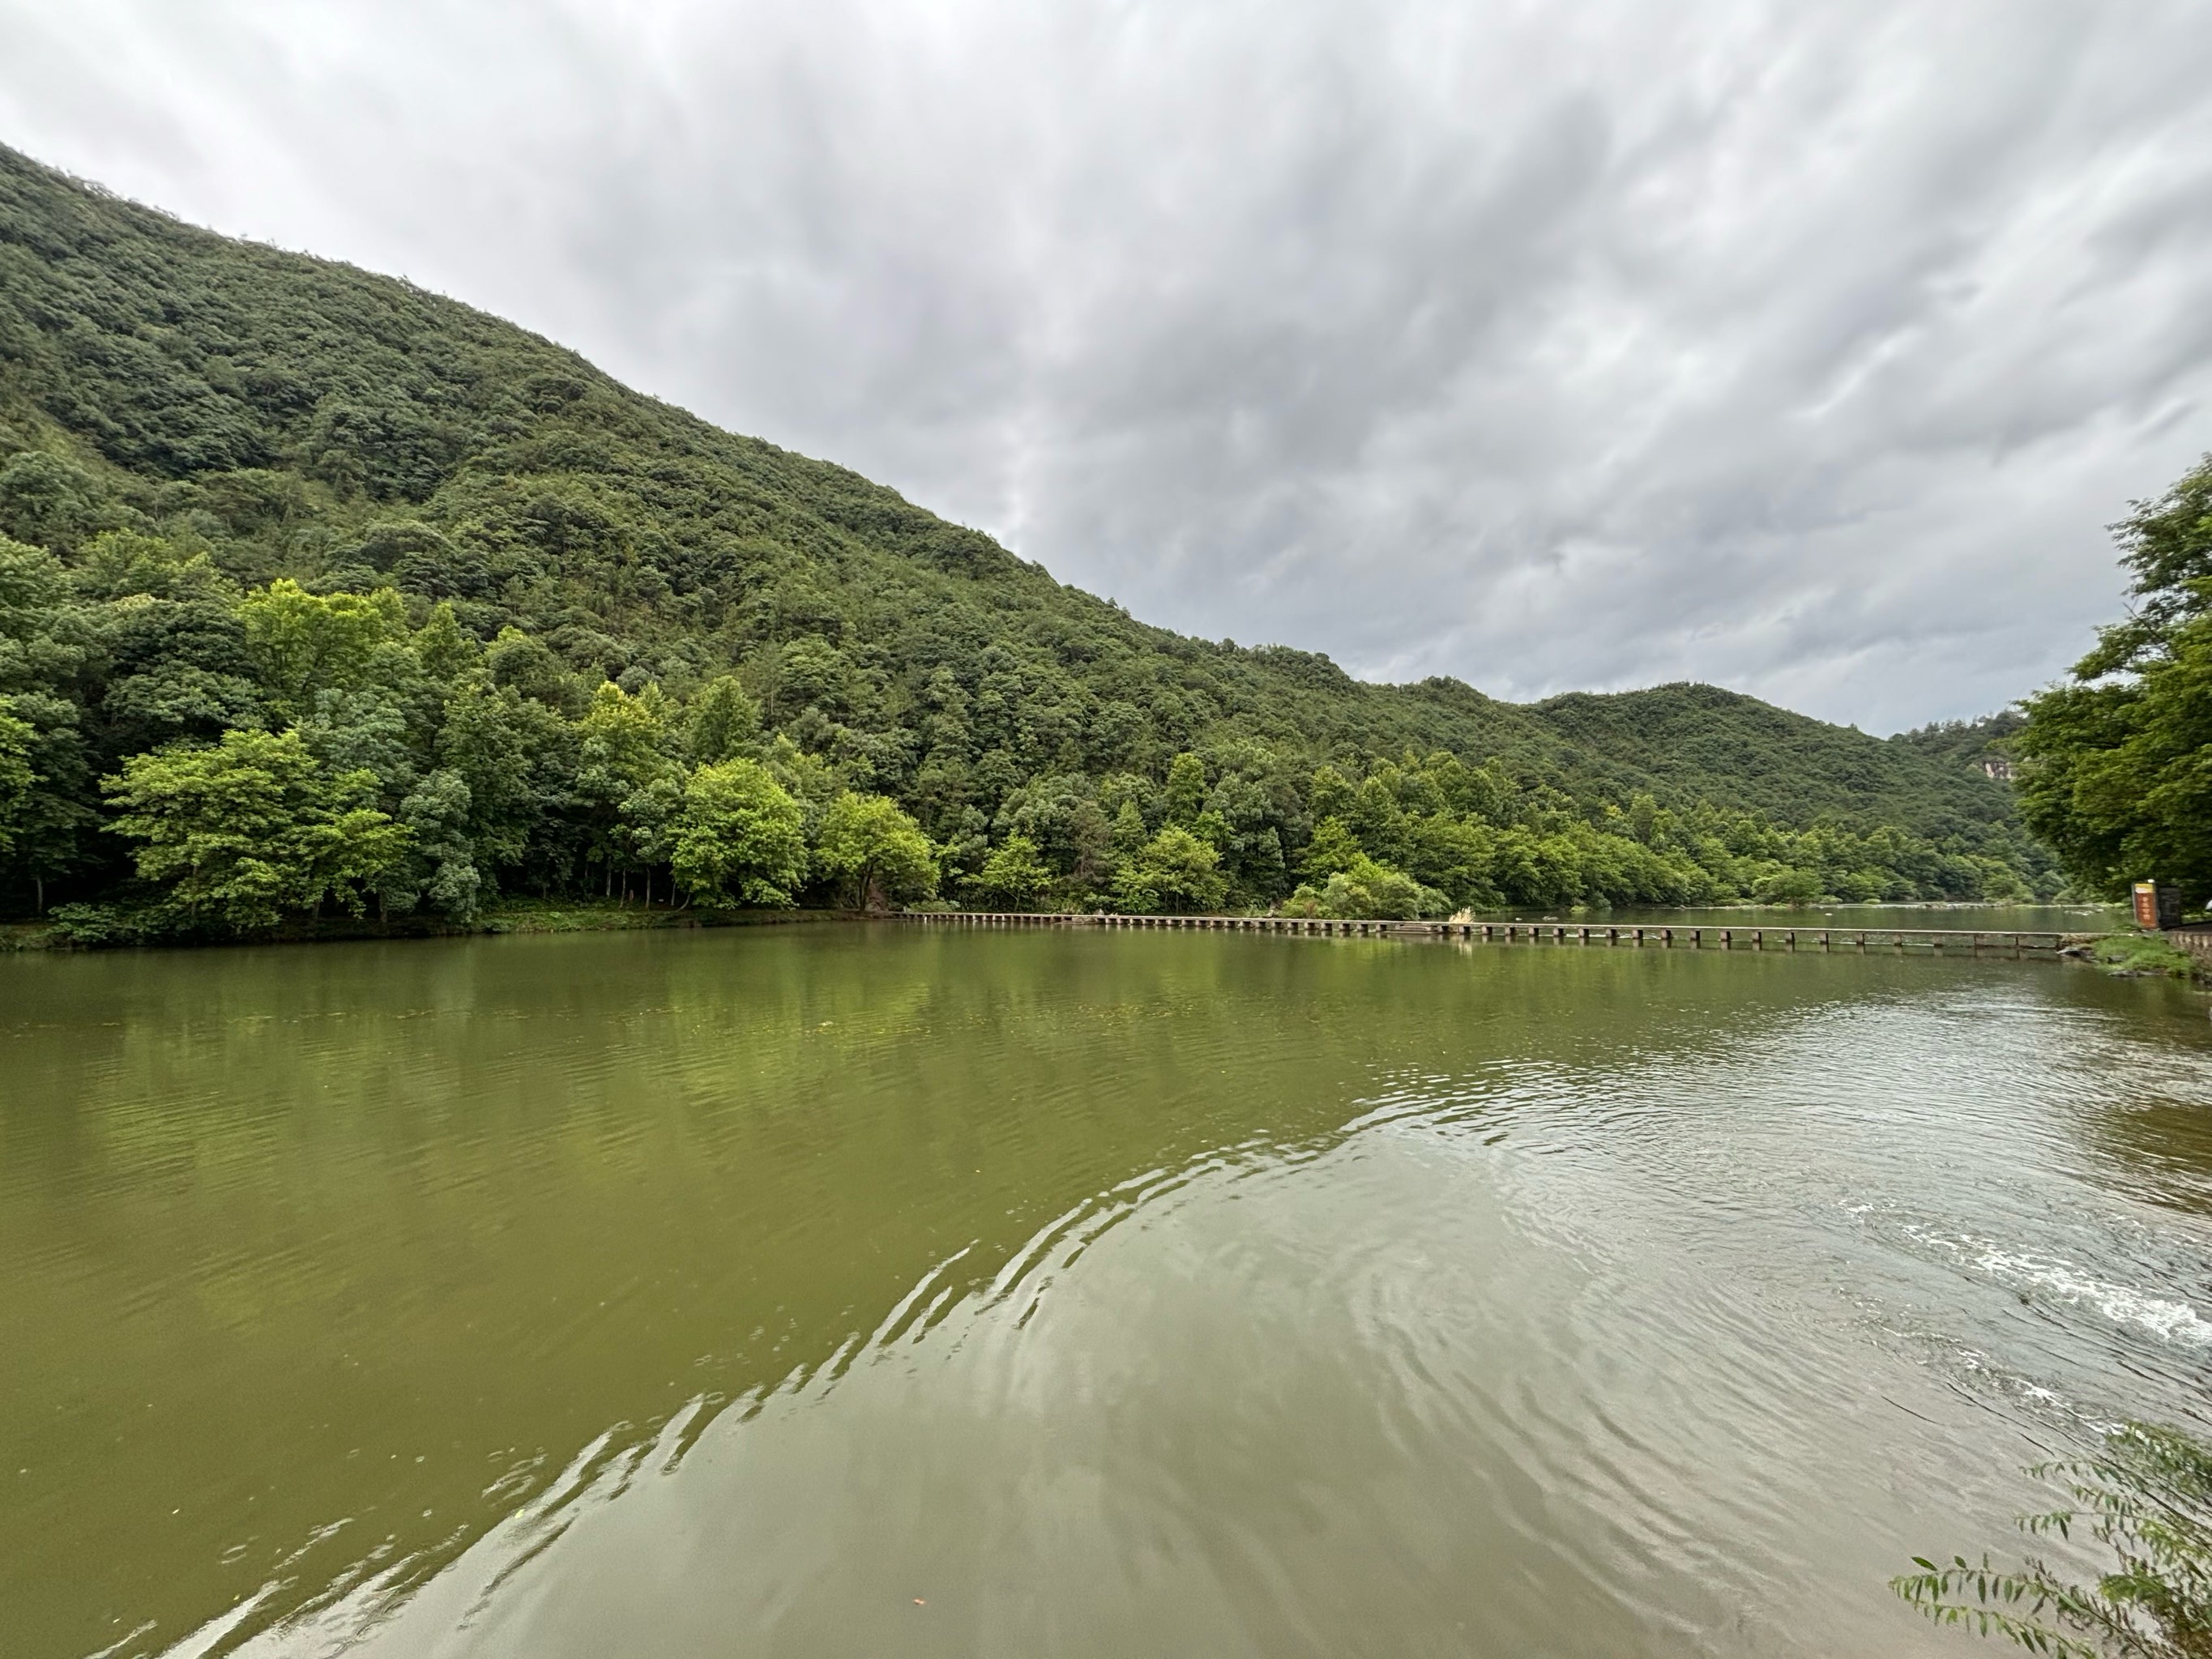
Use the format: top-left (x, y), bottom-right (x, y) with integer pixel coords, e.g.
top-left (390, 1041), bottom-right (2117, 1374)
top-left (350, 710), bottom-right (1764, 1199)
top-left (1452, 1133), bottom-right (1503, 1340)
top-left (1114, 825), bottom-right (1229, 914)
top-left (0, 142), bottom-right (2060, 930)
top-left (967, 834), bottom-right (1054, 911)
top-left (104, 728), bottom-right (408, 932)
top-left (669, 759), bottom-right (807, 909)
top-left (2017, 458), bottom-right (2212, 908)
top-left (1894, 1421), bottom-right (2212, 1657)
top-left (0, 696), bottom-right (32, 858)
top-left (813, 791), bottom-right (937, 908)
top-left (1285, 853), bottom-right (1450, 920)
top-left (686, 674), bottom-right (760, 766)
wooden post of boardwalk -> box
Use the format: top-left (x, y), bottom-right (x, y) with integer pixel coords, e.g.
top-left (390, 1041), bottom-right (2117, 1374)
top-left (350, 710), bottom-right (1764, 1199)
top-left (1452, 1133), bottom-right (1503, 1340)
top-left (907, 915), bottom-right (2079, 964)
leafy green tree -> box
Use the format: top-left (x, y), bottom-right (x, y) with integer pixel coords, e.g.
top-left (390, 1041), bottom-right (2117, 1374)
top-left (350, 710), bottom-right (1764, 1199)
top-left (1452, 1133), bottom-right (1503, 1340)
top-left (0, 535), bottom-right (99, 905)
top-left (1109, 798), bottom-right (1148, 859)
top-left (104, 729), bottom-right (409, 932)
top-left (1307, 765), bottom-right (1356, 821)
top-left (1164, 751), bottom-right (1207, 825)
top-left (2018, 618), bottom-right (2212, 906)
top-left (376, 769), bottom-right (482, 921)
top-left (1894, 1420), bottom-right (2212, 1657)
top-left (1753, 865), bottom-right (1826, 906)
top-left (1347, 774), bottom-right (1411, 865)
top-left (576, 680), bottom-right (681, 896)
top-left (96, 595), bottom-right (263, 749)
top-left (1405, 814), bottom-right (1501, 909)
top-left (485, 626), bottom-right (579, 713)
top-left (70, 531), bottom-right (226, 604)
top-left (411, 602), bottom-right (482, 684)
top-left (298, 684), bottom-right (420, 802)
top-left (435, 673), bottom-right (555, 878)
top-left (814, 791), bottom-right (937, 908)
top-left (670, 759), bottom-right (807, 908)
top-left (1301, 817), bottom-right (1364, 882)
top-left (0, 698), bottom-right (34, 860)
top-left (238, 580), bottom-right (404, 717)
top-left (969, 834), bottom-right (1054, 910)
top-left (616, 774), bottom-right (684, 902)
top-left (1065, 797), bottom-right (1114, 891)
top-left (2017, 458), bottom-right (2212, 907)
top-left (687, 675), bottom-right (761, 766)
top-left (1313, 854), bottom-right (1448, 919)
top-left (1114, 825), bottom-right (1228, 914)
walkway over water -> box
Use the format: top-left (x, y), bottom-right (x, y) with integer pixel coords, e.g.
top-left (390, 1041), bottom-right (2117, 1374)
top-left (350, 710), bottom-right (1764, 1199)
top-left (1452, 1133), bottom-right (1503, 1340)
top-left (901, 910), bottom-right (2085, 957)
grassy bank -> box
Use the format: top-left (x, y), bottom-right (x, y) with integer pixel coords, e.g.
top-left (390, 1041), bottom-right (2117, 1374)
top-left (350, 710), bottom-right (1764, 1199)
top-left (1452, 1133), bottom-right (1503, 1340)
top-left (2076, 930), bottom-right (2204, 981)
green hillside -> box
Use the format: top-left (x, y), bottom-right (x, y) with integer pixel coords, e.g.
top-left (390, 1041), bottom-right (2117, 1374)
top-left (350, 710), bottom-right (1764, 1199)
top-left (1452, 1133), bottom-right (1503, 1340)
top-left (0, 143), bottom-right (2054, 932)
top-left (1535, 687), bottom-right (2022, 840)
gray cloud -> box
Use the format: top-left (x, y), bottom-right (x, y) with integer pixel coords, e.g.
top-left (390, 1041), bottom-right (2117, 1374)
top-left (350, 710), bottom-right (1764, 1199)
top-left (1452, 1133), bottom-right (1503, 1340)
top-left (6, 0), bottom-right (2212, 729)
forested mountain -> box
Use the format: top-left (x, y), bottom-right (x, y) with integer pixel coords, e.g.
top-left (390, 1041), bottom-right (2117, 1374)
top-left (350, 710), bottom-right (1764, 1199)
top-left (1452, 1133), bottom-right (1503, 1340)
top-left (0, 143), bottom-right (2055, 935)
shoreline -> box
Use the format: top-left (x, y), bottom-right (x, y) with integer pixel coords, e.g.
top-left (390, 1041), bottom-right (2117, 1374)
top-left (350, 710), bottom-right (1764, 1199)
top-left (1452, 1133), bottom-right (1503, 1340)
top-left (5, 900), bottom-right (2194, 987)
top-left (0, 899), bottom-right (858, 954)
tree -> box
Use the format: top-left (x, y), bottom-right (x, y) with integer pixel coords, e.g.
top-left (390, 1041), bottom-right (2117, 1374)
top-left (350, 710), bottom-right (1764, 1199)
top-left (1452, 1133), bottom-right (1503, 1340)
top-left (96, 596), bottom-right (264, 748)
top-left (576, 680), bottom-right (681, 898)
top-left (0, 535), bottom-right (98, 905)
top-left (1311, 853), bottom-right (1447, 919)
top-left (0, 698), bottom-right (33, 860)
top-left (1114, 825), bottom-right (1228, 914)
top-left (436, 673), bottom-right (555, 876)
top-left (2017, 456), bottom-right (2212, 908)
top-left (686, 675), bottom-right (760, 766)
top-left (2018, 621), bottom-right (2212, 907)
top-left (376, 768), bottom-right (482, 921)
top-left (1164, 751), bottom-right (1207, 825)
top-left (1894, 1420), bottom-right (2212, 1657)
top-left (237, 579), bottom-right (404, 717)
top-left (104, 729), bottom-right (409, 932)
top-left (670, 759), bottom-right (807, 908)
top-left (968, 834), bottom-right (1054, 910)
top-left (1109, 798), bottom-right (1147, 858)
top-left (813, 791), bottom-right (937, 909)
top-left (1301, 817), bottom-right (1364, 882)
top-left (411, 601), bottom-right (482, 683)
top-left (1753, 866), bottom-right (1825, 906)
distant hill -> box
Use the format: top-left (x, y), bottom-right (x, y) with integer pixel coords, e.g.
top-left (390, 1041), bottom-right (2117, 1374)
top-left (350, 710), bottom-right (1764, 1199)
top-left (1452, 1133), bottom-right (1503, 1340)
top-left (1535, 686), bottom-right (2022, 839)
top-left (1889, 710), bottom-right (2026, 787)
top-left (0, 143), bottom-right (2052, 919)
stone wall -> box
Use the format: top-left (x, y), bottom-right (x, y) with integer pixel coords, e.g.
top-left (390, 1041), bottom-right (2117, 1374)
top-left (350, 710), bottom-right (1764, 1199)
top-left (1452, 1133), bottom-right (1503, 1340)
top-left (2171, 926), bottom-right (2212, 978)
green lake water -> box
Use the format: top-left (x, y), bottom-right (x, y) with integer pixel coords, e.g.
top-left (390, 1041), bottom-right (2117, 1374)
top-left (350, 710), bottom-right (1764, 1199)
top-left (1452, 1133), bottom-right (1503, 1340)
top-left (4, 923), bottom-right (2209, 1657)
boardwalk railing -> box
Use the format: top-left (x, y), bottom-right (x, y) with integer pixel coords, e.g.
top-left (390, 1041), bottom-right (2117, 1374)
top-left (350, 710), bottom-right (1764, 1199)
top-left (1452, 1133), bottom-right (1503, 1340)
top-left (898, 911), bottom-right (2076, 957)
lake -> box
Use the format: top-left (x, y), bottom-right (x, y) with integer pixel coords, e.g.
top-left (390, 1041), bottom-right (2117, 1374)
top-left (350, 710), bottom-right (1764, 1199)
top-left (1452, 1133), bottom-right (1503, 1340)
top-left (4, 923), bottom-right (2208, 1657)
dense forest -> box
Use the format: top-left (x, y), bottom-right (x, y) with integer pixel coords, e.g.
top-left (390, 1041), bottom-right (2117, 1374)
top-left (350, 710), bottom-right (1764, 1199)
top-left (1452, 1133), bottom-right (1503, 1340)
top-left (0, 144), bottom-right (2057, 938)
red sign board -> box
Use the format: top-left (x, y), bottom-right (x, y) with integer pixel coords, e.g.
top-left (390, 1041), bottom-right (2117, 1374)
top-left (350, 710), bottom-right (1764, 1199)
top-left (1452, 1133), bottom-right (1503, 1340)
top-left (2133, 881), bottom-right (2163, 929)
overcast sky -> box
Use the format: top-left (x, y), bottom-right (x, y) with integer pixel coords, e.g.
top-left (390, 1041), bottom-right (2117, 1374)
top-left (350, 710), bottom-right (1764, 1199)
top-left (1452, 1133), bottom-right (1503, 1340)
top-left (6, 1), bottom-right (2212, 731)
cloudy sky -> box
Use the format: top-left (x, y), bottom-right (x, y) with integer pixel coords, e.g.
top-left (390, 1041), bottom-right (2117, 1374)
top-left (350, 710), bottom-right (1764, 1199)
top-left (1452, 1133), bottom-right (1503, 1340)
top-left (5, 1), bottom-right (2212, 731)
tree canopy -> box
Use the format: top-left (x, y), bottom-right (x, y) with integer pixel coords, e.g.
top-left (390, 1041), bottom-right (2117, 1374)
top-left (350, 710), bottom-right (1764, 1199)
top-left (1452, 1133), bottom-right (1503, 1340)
top-left (2016, 456), bottom-right (2212, 911)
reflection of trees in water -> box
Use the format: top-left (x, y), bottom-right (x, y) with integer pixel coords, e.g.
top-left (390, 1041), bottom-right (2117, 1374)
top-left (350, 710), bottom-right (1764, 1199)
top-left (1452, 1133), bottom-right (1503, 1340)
top-left (0, 930), bottom-right (2031, 1654)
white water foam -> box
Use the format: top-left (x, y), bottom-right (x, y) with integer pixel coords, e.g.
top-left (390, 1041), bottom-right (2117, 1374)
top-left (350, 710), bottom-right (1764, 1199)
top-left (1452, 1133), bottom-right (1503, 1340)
top-left (1901, 1223), bottom-right (2212, 1347)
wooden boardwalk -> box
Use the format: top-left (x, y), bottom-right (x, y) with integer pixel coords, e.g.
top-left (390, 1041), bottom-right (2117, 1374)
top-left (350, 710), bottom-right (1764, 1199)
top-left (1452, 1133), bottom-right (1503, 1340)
top-left (899, 911), bottom-right (2077, 957)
